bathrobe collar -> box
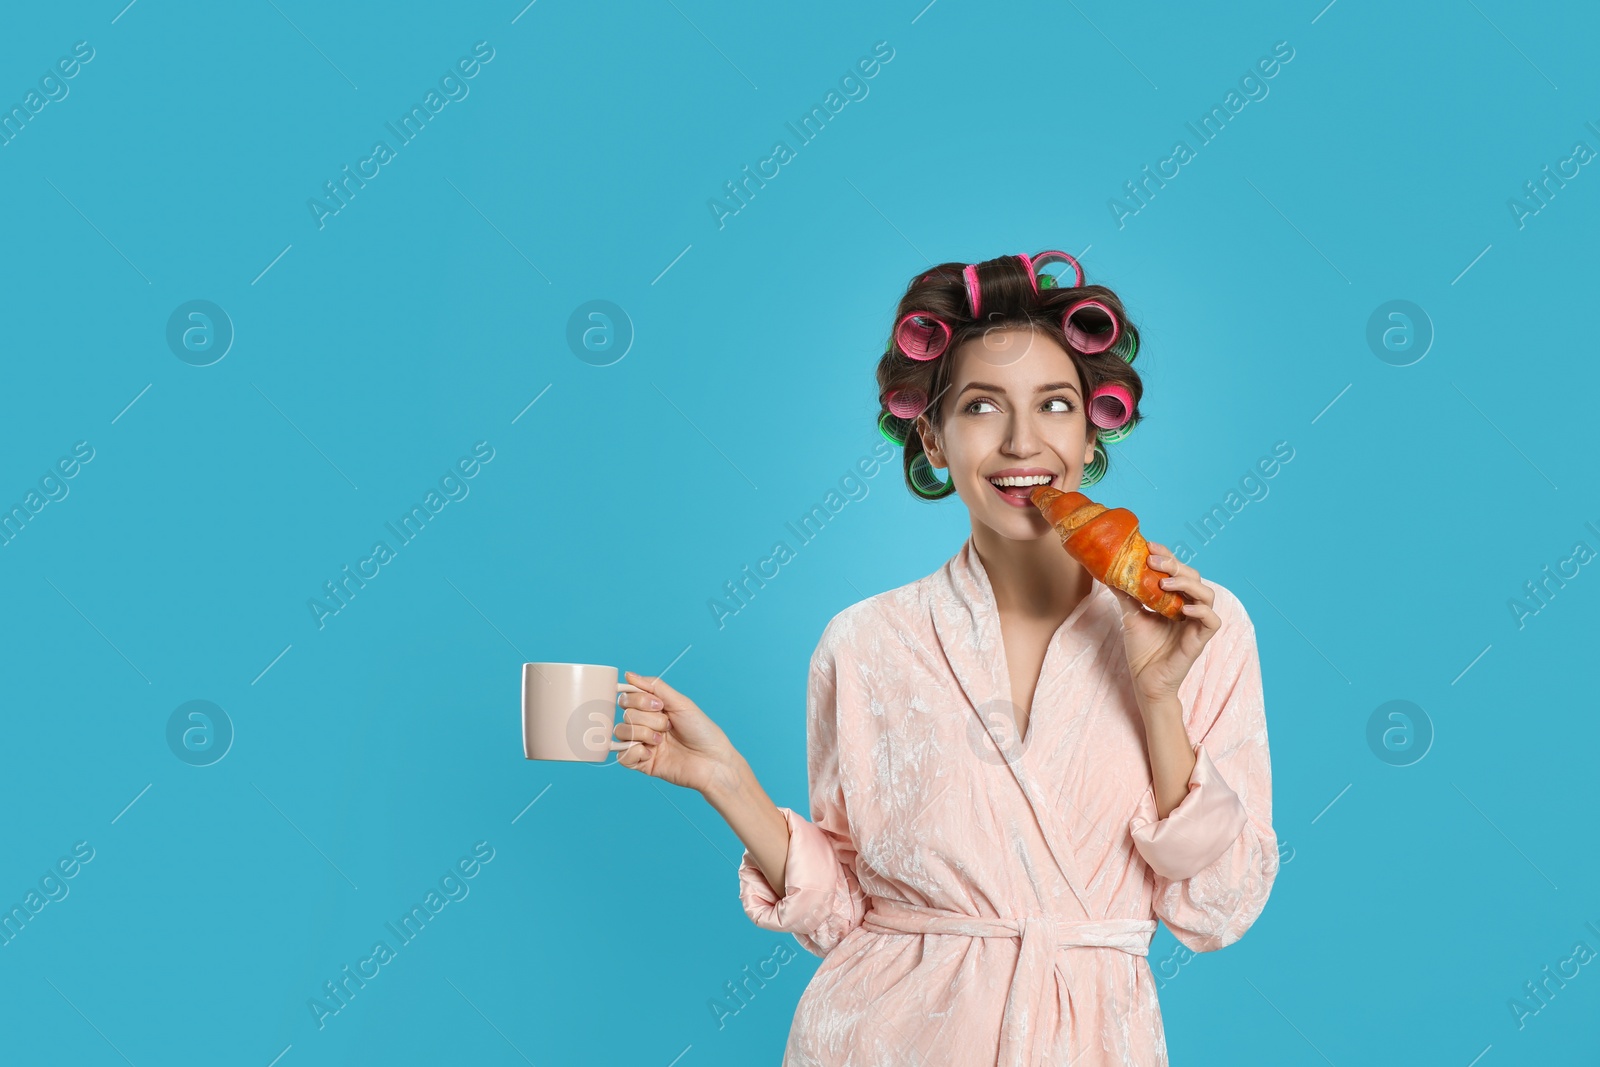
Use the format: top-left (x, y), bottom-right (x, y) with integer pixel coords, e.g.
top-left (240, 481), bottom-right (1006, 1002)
top-left (930, 534), bottom-right (1118, 913)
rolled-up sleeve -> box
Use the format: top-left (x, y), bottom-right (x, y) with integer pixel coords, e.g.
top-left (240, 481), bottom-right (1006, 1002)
top-left (1127, 581), bottom-right (1278, 952)
top-left (736, 626), bottom-right (867, 958)
top-left (1129, 742), bottom-right (1248, 880)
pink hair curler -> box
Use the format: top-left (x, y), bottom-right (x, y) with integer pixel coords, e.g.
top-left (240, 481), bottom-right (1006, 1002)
top-left (1017, 253), bottom-right (1038, 295)
top-left (962, 264), bottom-right (982, 318)
top-left (1087, 383), bottom-right (1133, 429)
top-left (1030, 249), bottom-right (1084, 290)
top-left (885, 387), bottom-right (929, 419)
top-left (1061, 299), bottom-right (1121, 354)
top-left (895, 312), bottom-right (952, 361)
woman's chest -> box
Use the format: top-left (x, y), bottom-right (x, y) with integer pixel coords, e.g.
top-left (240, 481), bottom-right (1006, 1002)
top-left (835, 634), bottom-right (1151, 849)
top-left (999, 612), bottom-right (1060, 743)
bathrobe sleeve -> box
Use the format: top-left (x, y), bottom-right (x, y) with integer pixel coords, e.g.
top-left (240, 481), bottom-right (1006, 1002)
top-left (736, 621), bottom-right (869, 958)
top-left (1127, 582), bottom-right (1279, 952)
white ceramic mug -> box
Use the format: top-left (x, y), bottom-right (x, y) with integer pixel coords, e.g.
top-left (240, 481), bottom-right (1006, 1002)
top-left (521, 662), bottom-right (645, 762)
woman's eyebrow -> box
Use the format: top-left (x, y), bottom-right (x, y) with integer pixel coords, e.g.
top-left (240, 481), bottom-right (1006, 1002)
top-left (957, 381), bottom-right (1080, 396)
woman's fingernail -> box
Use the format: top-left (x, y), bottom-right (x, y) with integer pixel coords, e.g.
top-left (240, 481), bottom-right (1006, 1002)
top-left (651, 699), bottom-right (663, 709)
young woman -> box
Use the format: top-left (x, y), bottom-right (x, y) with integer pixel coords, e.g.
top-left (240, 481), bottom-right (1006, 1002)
top-left (610, 252), bottom-right (1278, 1065)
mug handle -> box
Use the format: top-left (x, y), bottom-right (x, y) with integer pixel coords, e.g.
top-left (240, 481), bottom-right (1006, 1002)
top-left (608, 681), bottom-right (648, 752)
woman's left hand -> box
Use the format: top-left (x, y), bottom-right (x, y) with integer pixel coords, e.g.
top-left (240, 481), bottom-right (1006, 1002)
top-left (1109, 541), bottom-right (1221, 705)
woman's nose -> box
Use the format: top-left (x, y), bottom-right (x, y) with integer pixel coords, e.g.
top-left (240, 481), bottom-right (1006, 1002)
top-left (1004, 412), bottom-right (1043, 454)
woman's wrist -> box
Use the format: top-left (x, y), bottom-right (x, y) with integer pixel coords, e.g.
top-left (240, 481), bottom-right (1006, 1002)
top-left (701, 747), bottom-right (754, 810)
top-left (702, 748), bottom-right (793, 896)
top-left (1134, 688), bottom-right (1183, 722)
top-left (1137, 693), bottom-right (1197, 819)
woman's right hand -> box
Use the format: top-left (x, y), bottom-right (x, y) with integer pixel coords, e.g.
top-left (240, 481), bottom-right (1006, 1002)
top-left (613, 670), bottom-right (739, 796)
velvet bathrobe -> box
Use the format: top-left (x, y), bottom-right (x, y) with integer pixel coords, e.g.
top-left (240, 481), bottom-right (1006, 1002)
top-left (737, 536), bottom-right (1278, 1066)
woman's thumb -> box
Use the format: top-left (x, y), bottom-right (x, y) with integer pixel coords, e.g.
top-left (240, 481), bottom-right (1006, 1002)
top-left (625, 669), bottom-right (684, 706)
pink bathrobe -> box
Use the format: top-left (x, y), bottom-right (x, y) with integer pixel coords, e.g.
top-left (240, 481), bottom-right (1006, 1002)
top-left (738, 536), bottom-right (1278, 1066)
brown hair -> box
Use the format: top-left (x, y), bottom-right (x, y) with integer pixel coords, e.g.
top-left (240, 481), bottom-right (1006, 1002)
top-left (873, 252), bottom-right (1145, 500)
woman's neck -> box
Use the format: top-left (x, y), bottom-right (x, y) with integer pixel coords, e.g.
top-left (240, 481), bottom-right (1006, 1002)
top-left (971, 520), bottom-right (1094, 621)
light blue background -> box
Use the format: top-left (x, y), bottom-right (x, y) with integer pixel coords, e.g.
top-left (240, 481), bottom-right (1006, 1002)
top-left (1, 1), bottom-right (1595, 1063)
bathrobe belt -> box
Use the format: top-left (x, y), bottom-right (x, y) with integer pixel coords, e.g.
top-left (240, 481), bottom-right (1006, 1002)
top-left (861, 896), bottom-right (1157, 1067)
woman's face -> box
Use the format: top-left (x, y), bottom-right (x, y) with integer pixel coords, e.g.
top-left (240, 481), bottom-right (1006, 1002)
top-left (916, 325), bottom-right (1097, 540)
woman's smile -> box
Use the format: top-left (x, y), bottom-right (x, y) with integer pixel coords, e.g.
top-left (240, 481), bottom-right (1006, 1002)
top-left (985, 468), bottom-right (1059, 506)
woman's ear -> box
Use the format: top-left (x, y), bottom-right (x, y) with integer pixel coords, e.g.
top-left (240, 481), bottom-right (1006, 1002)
top-left (1082, 431), bottom-right (1097, 467)
top-left (917, 415), bottom-right (946, 468)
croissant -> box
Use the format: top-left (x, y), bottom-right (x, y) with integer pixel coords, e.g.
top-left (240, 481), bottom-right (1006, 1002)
top-left (1029, 486), bottom-right (1187, 619)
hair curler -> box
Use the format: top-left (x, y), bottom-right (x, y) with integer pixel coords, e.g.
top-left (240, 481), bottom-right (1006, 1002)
top-left (1079, 440), bottom-right (1109, 488)
top-left (878, 410), bottom-right (909, 446)
top-left (1097, 421), bottom-right (1137, 446)
top-left (1017, 253), bottom-right (1039, 295)
top-left (1087, 383), bottom-right (1133, 430)
top-left (885, 387), bottom-right (929, 420)
top-left (1061, 299), bottom-right (1121, 355)
top-left (895, 312), bottom-right (952, 361)
top-left (908, 450), bottom-right (952, 498)
top-left (962, 264), bottom-right (983, 318)
top-left (1109, 331), bottom-right (1139, 364)
top-left (1030, 249), bottom-right (1085, 291)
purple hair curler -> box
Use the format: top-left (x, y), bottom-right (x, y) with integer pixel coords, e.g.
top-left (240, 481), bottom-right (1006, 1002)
top-left (1030, 249), bottom-right (1085, 290)
top-left (1087, 383), bottom-right (1133, 429)
top-left (885, 387), bottom-right (929, 419)
top-left (962, 264), bottom-right (982, 318)
top-left (1061, 299), bottom-right (1121, 355)
top-left (895, 312), bottom-right (952, 361)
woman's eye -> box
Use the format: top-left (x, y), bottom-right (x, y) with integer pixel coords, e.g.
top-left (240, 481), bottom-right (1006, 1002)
top-left (964, 397), bottom-right (1076, 414)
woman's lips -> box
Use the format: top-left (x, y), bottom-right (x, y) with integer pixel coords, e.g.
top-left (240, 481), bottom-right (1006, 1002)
top-left (989, 478), bottom-right (1053, 507)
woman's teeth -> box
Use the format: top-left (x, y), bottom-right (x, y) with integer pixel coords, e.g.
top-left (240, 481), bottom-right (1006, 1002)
top-left (988, 474), bottom-right (1053, 503)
